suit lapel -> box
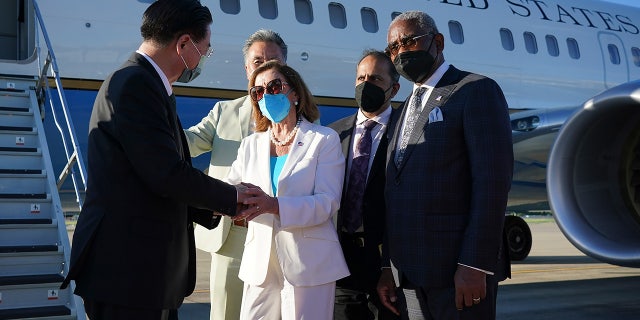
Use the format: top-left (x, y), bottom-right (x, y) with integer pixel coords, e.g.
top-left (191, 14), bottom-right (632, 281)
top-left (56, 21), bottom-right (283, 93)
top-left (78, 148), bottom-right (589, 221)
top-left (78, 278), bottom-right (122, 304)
top-left (338, 115), bottom-right (357, 159)
top-left (393, 67), bottom-right (461, 173)
top-left (255, 132), bottom-right (275, 196)
top-left (277, 120), bottom-right (314, 193)
top-left (238, 96), bottom-right (254, 138)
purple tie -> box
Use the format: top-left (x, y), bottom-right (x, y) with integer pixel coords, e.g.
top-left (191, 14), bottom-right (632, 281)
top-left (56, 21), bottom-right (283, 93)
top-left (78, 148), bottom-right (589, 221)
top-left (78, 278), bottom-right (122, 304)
top-left (343, 119), bottom-right (377, 233)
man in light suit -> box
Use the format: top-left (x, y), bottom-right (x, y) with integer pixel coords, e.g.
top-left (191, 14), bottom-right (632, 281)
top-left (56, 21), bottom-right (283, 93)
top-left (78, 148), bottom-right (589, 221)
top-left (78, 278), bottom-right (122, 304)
top-left (183, 29), bottom-right (287, 320)
top-left (329, 50), bottom-right (400, 320)
top-left (377, 11), bottom-right (513, 320)
top-left (60, 1), bottom-right (250, 319)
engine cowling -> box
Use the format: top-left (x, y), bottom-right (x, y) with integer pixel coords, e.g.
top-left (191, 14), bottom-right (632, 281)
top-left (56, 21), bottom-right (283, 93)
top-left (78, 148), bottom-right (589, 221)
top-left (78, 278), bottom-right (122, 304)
top-left (548, 80), bottom-right (640, 267)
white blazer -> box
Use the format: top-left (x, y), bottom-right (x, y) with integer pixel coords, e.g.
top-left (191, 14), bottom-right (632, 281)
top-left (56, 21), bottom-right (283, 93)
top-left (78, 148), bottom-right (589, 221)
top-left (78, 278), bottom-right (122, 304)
top-left (226, 119), bottom-right (350, 287)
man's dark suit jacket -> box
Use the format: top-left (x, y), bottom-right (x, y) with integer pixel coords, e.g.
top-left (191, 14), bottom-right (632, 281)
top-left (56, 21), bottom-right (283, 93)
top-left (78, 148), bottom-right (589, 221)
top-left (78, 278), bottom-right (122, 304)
top-left (61, 53), bottom-right (237, 310)
top-left (383, 65), bottom-right (513, 288)
top-left (329, 110), bottom-right (396, 291)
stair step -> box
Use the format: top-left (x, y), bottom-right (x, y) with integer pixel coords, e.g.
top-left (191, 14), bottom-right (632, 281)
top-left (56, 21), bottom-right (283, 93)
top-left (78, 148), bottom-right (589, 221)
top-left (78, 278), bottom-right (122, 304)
top-left (0, 169), bottom-right (43, 174)
top-left (0, 193), bottom-right (47, 199)
top-left (0, 125), bottom-right (33, 132)
top-left (0, 245), bottom-right (58, 254)
top-left (0, 106), bottom-right (29, 113)
top-left (0, 305), bottom-right (71, 320)
top-left (0, 219), bottom-right (52, 224)
top-left (0, 87), bottom-right (26, 93)
top-left (0, 147), bottom-right (38, 153)
top-left (0, 250), bottom-right (64, 277)
top-left (0, 201), bottom-right (54, 220)
top-left (0, 274), bottom-right (64, 286)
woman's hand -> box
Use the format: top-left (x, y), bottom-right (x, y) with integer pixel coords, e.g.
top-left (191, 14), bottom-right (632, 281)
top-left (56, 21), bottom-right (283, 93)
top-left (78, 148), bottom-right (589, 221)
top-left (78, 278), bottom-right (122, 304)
top-left (232, 184), bottom-right (279, 221)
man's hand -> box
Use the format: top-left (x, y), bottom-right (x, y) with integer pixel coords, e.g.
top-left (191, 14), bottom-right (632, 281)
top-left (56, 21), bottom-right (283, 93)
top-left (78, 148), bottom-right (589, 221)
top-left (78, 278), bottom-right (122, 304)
top-left (454, 265), bottom-right (486, 310)
top-left (377, 268), bottom-right (400, 316)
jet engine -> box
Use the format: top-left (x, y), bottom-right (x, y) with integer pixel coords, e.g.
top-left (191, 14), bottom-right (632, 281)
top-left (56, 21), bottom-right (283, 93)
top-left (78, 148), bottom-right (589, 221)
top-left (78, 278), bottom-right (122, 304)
top-left (548, 80), bottom-right (640, 267)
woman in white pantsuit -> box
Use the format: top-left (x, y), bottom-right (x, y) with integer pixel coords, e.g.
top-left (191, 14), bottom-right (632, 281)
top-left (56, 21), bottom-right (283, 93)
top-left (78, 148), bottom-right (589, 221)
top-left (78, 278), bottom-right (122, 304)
top-left (227, 60), bottom-right (349, 320)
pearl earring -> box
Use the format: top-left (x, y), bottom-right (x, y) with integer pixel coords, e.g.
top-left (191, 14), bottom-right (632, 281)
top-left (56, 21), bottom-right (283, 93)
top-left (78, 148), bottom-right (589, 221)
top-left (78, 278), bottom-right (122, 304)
top-left (295, 101), bottom-right (299, 105)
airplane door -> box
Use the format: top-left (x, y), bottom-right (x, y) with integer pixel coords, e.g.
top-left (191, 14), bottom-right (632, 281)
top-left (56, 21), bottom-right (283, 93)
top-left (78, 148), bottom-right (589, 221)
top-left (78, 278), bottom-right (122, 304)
top-left (598, 32), bottom-right (629, 89)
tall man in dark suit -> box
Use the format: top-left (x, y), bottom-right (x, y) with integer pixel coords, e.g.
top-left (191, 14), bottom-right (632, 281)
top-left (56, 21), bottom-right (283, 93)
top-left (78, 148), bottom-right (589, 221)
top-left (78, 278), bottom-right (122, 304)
top-left (329, 50), bottom-right (400, 320)
top-left (60, 1), bottom-right (252, 319)
top-left (376, 11), bottom-right (513, 320)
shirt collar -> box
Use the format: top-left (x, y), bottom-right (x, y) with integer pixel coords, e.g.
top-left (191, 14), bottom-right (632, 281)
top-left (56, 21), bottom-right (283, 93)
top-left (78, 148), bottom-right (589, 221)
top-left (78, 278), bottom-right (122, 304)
top-left (136, 50), bottom-right (173, 97)
top-left (356, 104), bottom-right (392, 126)
top-left (413, 61), bottom-right (450, 93)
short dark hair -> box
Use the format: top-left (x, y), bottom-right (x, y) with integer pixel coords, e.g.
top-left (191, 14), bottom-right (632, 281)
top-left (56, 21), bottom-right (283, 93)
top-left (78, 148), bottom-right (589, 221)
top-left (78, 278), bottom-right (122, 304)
top-left (357, 49), bottom-right (400, 84)
top-left (249, 60), bottom-right (319, 131)
top-left (140, 0), bottom-right (212, 46)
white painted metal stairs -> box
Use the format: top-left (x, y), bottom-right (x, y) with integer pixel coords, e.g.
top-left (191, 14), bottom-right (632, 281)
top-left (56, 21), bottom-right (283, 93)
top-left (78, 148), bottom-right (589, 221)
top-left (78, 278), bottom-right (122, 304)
top-left (0, 76), bottom-right (84, 319)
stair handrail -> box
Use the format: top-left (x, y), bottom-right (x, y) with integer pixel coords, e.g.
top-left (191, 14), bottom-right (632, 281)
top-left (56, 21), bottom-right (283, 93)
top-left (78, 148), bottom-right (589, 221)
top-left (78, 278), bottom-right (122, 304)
top-left (32, 0), bottom-right (87, 209)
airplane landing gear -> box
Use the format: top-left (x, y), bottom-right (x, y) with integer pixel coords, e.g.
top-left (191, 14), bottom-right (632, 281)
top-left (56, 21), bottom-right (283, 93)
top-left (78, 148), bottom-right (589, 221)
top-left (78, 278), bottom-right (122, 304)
top-left (504, 215), bottom-right (532, 261)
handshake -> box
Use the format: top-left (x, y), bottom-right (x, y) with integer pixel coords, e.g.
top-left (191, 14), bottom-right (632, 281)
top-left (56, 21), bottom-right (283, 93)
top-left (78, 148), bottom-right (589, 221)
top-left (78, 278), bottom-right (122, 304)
top-left (232, 183), bottom-right (279, 221)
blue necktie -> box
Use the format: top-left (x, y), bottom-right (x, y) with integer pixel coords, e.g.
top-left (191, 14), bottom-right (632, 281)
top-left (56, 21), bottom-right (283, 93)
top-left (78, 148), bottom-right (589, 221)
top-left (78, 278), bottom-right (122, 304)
top-left (395, 87), bottom-right (426, 166)
top-left (343, 119), bottom-right (377, 233)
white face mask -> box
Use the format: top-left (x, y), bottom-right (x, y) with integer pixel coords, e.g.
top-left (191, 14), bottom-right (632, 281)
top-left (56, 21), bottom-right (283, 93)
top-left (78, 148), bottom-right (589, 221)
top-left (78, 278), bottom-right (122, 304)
top-left (177, 39), bottom-right (209, 83)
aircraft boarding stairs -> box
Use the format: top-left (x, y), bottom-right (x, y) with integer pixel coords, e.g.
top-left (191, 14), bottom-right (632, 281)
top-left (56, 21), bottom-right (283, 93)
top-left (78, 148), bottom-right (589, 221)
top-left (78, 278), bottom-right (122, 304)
top-left (0, 75), bottom-right (84, 319)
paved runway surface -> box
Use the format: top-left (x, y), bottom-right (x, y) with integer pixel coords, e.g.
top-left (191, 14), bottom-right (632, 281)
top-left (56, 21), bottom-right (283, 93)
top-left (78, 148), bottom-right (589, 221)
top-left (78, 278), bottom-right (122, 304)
top-left (178, 219), bottom-right (640, 319)
top-left (66, 219), bottom-right (640, 319)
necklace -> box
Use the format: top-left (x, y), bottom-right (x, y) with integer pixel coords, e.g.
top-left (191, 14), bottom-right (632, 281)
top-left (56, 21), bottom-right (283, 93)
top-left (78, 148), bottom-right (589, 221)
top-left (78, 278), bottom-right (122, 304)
top-left (270, 118), bottom-right (302, 147)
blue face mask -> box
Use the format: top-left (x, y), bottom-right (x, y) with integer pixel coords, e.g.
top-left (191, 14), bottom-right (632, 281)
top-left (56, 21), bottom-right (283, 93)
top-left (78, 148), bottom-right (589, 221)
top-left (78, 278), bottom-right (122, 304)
top-left (259, 93), bottom-right (291, 123)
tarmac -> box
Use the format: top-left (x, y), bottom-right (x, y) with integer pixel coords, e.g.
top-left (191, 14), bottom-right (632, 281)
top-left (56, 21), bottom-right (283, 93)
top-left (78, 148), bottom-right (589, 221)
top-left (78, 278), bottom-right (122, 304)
top-left (67, 218), bottom-right (640, 319)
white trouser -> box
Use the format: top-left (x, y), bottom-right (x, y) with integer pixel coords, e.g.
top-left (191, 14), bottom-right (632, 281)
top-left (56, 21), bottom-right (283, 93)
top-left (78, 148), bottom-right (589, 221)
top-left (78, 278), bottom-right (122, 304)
top-left (239, 235), bottom-right (336, 320)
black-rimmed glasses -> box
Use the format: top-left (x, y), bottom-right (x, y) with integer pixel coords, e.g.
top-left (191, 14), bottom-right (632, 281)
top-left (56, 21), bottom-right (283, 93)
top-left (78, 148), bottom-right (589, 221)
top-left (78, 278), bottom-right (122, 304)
top-left (250, 78), bottom-right (289, 101)
top-left (384, 33), bottom-right (433, 56)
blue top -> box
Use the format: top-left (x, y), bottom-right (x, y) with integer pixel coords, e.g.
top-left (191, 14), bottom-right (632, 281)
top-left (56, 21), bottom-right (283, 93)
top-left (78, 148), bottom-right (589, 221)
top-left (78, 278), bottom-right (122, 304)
top-left (270, 155), bottom-right (288, 195)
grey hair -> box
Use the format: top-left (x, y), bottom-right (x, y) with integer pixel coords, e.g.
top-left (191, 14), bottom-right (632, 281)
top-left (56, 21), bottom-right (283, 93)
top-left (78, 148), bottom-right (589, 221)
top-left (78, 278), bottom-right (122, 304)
top-left (242, 29), bottom-right (288, 62)
top-left (390, 11), bottom-right (439, 34)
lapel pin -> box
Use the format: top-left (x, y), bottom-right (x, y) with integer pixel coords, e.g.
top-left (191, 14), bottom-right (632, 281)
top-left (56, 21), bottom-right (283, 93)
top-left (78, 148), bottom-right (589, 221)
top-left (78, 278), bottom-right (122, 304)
top-left (297, 141), bottom-right (304, 146)
top-left (436, 96), bottom-right (442, 101)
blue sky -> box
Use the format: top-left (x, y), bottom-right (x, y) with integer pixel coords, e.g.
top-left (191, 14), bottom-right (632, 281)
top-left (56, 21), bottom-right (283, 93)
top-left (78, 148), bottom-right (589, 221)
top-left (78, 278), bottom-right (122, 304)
top-left (605, 0), bottom-right (639, 7)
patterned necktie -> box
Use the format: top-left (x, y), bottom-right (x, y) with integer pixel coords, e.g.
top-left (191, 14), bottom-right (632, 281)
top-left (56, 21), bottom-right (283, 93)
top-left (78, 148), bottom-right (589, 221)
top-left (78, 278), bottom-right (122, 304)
top-left (395, 87), bottom-right (427, 166)
top-left (343, 119), bottom-right (378, 233)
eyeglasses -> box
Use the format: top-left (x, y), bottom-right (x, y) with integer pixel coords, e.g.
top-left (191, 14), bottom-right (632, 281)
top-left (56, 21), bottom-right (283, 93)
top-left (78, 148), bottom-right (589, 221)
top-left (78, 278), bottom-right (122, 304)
top-left (190, 39), bottom-right (214, 58)
top-left (384, 33), bottom-right (433, 56)
top-left (250, 78), bottom-right (289, 101)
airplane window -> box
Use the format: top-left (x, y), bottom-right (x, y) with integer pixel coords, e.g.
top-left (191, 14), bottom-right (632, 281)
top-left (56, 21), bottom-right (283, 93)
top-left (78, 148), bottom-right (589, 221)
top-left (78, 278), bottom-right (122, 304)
top-left (632, 47), bottom-right (640, 67)
top-left (258, 0), bottom-right (277, 20)
top-left (567, 38), bottom-right (580, 59)
top-left (500, 28), bottom-right (514, 51)
top-left (391, 12), bottom-right (402, 20)
top-left (295, 0), bottom-right (313, 24)
top-left (448, 21), bottom-right (464, 44)
top-left (361, 7), bottom-right (378, 33)
top-left (608, 44), bottom-right (621, 65)
top-left (220, 0), bottom-right (240, 14)
top-left (545, 35), bottom-right (559, 57)
top-left (524, 32), bottom-right (538, 54)
top-left (328, 3), bottom-right (347, 29)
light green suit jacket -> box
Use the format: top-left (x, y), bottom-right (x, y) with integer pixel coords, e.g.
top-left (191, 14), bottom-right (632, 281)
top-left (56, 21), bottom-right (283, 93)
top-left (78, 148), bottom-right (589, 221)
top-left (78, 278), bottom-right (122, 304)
top-left (184, 95), bottom-right (253, 253)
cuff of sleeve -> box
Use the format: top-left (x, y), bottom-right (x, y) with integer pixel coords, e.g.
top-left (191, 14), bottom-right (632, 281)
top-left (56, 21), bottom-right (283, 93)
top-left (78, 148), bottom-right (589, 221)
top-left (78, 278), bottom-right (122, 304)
top-left (458, 263), bottom-right (494, 275)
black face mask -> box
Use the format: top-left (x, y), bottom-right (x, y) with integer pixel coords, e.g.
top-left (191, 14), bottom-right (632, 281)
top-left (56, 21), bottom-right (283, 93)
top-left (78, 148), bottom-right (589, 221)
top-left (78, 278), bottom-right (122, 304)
top-left (355, 81), bottom-right (392, 113)
top-left (393, 38), bottom-right (436, 83)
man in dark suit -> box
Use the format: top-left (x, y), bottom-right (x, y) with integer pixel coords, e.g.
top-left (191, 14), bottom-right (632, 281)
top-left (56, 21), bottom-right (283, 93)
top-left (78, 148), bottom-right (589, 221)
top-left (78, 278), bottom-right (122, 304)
top-left (376, 11), bottom-right (513, 320)
top-left (60, 1), bottom-right (252, 319)
top-left (329, 50), bottom-right (400, 320)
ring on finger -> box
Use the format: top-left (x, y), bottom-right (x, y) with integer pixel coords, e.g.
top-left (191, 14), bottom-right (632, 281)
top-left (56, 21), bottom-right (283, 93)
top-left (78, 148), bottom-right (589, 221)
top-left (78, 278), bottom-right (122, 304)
top-left (472, 297), bottom-right (480, 304)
